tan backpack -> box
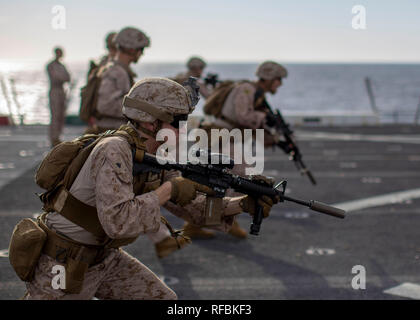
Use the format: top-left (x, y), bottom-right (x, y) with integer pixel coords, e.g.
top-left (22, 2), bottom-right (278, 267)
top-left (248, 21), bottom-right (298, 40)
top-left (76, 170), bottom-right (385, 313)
top-left (35, 126), bottom-right (146, 209)
top-left (35, 133), bottom-right (106, 209)
top-left (203, 80), bottom-right (251, 117)
top-left (79, 64), bottom-right (106, 122)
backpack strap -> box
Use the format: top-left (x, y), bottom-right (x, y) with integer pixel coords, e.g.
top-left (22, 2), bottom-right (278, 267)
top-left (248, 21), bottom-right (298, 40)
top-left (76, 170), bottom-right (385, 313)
top-left (53, 187), bottom-right (107, 240)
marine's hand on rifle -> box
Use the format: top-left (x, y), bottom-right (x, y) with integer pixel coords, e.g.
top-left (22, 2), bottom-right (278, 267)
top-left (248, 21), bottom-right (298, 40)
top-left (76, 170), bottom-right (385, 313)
top-left (169, 176), bottom-right (214, 207)
top-left (238, 175), bottom-right (280, 218)
top-left (239, 195), bottom-right (278, 218)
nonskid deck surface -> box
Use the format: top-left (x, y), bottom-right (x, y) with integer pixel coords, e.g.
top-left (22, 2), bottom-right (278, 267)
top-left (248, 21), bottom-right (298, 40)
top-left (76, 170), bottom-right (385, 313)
top-left (0, 124), bottom-right (419, 299)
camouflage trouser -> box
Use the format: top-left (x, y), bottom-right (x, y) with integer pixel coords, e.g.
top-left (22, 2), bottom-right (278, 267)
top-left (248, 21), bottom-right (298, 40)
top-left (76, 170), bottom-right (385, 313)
top-left (24, 248), bottom-right (177, 300)
top-left (49, 89), bottom-right (66, 145)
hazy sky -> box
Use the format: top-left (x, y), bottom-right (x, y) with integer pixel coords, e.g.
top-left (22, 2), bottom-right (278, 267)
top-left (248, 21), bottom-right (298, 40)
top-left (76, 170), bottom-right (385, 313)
top-left (1, 0), bottom-right (420, 63)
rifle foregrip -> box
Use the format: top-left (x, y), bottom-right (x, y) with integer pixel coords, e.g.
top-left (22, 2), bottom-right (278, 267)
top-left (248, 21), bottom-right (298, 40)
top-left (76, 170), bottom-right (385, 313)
top-left (250, 205), bottom-right (264, 236)
top-left (309, 201), bottom-right (346, 219)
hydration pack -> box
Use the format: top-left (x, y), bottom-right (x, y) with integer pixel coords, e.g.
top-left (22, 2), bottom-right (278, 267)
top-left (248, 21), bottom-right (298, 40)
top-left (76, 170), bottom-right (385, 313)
top-left (203, 80), bottom-right (251, 117)
top-left (79, 63), bottom-right (106, 122)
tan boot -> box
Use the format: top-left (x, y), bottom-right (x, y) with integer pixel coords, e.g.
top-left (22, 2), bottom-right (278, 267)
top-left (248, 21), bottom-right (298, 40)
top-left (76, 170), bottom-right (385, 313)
top-left (228, 220), bottom-right (248, 239)
top-left (183, 222), bottom-right (215, 240)
top-left (155, 236), bottom-right (190, 259)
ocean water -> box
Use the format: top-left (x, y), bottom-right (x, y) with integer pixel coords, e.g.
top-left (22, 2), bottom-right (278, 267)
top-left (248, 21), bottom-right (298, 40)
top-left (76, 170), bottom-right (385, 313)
top-left (0, 60), bottom-right (420, 125)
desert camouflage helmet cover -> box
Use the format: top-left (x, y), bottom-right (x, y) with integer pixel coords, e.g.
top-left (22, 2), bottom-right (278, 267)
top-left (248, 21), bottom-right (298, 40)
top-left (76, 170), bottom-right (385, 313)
top-left (256, 61), bottom-right (288, 80)
top-left (187, 56), bottom-right (206, 69)
top-left (122, 77), bottom-right (199, 123)
top-left (114, 27), bottom-right (150, 50)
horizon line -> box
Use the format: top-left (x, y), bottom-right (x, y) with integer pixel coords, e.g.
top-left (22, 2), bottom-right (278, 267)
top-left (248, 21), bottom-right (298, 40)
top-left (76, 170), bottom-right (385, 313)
top-left (2, 58), bottom-right (420, 67)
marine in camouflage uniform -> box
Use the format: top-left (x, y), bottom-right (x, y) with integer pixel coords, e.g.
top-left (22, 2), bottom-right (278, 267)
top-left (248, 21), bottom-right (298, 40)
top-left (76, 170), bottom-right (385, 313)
top-left (186, 61), bottom-right (288, 239)
top-left (93, 27), bottom-right (148, 133)
top-left (46, 47), bottom-right (71, 147)
top-left (173, 56), bottom-right (213, 98)
top-left (24, 77), bottom-right (275, 300)
top-left (87, 27), bottom-right (189, 258)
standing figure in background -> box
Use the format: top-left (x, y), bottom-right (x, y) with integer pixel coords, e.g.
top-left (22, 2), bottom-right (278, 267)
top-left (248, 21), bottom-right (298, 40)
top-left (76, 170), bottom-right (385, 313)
top-left (46, 47), bottom-right (70, 147)
top-left (94, 27), bottom-right (148, 132)
top-left (173, 56), bottom-right (213, 98)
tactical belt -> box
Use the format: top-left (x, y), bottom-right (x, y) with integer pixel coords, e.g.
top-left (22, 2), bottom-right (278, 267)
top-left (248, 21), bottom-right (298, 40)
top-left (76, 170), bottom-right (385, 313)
top-left (38, 213), bottom-right (106, 267)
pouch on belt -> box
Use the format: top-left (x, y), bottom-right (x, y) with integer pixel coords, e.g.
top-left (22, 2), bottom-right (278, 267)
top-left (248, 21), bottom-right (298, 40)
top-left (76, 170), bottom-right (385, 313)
top-left (8, 217), bottom-right (47, 282)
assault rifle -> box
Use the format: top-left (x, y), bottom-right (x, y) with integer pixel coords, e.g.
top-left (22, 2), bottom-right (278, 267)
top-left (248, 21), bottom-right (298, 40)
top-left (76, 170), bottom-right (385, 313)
top-left (254, 87), bottom-right (316, 185)
top-left (133, 150), bottom-right (345, 236)
top-left (265, 107), bottom-right (317, 185)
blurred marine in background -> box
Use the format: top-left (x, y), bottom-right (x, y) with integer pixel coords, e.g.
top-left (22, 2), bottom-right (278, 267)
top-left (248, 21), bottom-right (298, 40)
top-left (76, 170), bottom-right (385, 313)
top-left (172, 56), bottom-right (214, 98)
top-left (46, 47), bottom-right (71, 147)
top-left (80, 27), bottom-right (148, 134)
top-left (185, 61), bottom-right (288, 239)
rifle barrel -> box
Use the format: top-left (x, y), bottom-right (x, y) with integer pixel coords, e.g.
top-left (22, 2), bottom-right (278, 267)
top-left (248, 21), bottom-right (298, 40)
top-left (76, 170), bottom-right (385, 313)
top-left (283, 196), bottom-right (345, 219)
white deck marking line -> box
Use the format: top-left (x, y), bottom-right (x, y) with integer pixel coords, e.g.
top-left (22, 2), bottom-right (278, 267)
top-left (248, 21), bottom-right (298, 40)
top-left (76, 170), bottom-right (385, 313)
top-left (0, 249), bottom-right (8, 258)
top-left (297, 132), bottom-right (420, 144)
top-left (333, 188), bottom-right (420, 213)
top-left (383, 283), bottom-right (420, 300)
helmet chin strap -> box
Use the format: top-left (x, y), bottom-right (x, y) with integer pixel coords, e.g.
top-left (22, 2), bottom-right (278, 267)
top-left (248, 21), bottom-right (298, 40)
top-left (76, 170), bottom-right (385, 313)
top-left (131, 119), bottom-right (162, 139)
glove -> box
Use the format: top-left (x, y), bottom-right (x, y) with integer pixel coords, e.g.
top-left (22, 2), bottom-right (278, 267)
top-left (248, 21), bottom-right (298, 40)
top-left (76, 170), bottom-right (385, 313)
top-left (240, 195), bottom-right (277, 218)
top-left (170, 177), bottom-right (214, 206)
top-left (239, 175), bottom-right (279, 218)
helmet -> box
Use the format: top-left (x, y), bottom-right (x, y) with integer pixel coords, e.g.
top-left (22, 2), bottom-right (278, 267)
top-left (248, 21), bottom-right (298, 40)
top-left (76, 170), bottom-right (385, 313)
top-left (256, 61), bottom-right (288, 80)
top-left (54, 47), bottom-right (63, 55)
top-left (105, 32), bottom-right (117, 50)
top-left (114, 27), bottom-right (150, 50)
top-left (187, 56), bottom-right (206, 70)
top-left (122, 77), bottom-right (199, 123)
